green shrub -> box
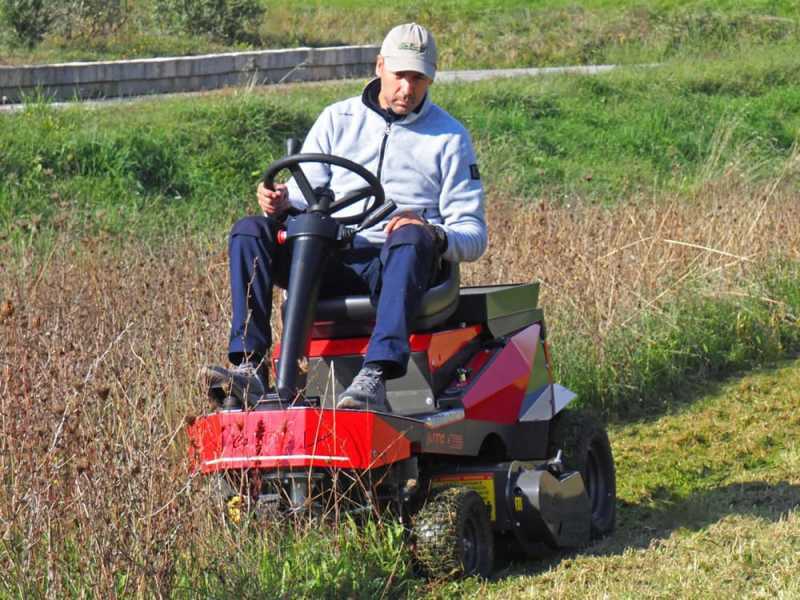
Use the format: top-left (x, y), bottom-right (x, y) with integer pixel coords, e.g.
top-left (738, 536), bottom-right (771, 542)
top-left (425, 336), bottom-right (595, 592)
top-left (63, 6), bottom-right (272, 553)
top-left (1, 0), bottom-right (54, 47)
top-left (57, 0), bottom-right (128, 39)
top-left (155, 0), bottom-right (266, 44)
top-left (1, 0), bottom-right (128, 48)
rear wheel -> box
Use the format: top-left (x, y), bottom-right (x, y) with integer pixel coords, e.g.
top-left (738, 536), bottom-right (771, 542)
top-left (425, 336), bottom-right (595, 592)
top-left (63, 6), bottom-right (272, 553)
top-left (413, 486), bottom-right (494, 579)
top-left (548, 410), bottom-right (616, 538)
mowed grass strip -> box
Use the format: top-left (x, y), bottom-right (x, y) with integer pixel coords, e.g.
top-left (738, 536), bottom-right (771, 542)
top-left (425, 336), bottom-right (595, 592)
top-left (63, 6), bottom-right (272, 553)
top-left (472, 361), bottom-right (800, 599)
top-left (2, 0), bottom-right (798, 68)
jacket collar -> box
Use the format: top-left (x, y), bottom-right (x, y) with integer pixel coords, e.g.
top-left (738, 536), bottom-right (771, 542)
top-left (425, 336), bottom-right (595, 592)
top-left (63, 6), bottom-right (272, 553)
top-left (361, 78), bottom-right (430, 125)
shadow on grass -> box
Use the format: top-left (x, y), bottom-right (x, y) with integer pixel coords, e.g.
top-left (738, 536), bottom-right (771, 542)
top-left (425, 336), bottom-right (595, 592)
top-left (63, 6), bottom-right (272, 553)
top-left (494, 479), bottom-right (800, 580)
top-left (612, 479), bottom-right (800, 548)
top-left (604, 377), bottom-right (727, 426)
top-left (605, 356), bottom-right (799, 427)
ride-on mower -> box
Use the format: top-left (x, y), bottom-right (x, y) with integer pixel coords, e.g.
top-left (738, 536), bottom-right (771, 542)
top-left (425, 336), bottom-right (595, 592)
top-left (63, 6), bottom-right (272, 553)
top-left (187, 150), bottom-right (616, 579)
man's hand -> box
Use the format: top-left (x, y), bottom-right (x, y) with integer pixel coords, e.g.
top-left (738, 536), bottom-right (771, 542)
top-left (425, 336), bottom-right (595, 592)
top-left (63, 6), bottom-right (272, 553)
top-left (257, 182), bottom-right (289, 216)
top-left (384, 210), bottom-right (434, 238)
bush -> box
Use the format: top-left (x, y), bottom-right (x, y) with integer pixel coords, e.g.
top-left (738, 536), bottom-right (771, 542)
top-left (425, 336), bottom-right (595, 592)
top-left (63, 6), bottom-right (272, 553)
top-left (155, 0), bottom-right (265, 44)
top-left (58, 0), bottom-right (128, 39)
top-left (1, 0), bottom-right (54, 48)
top-left (1, 0), bottom-right (128, 48)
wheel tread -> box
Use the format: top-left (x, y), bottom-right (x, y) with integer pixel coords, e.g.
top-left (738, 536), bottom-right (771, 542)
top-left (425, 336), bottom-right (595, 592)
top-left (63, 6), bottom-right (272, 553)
top-left (548, 409), bottom-right (617, 538)
top-left (413, 486), bottom-right (494, 579)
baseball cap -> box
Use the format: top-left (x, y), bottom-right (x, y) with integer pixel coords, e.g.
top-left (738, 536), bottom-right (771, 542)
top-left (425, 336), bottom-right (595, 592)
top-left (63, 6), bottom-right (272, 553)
top-left (380, 23), bottom-right (437, 81)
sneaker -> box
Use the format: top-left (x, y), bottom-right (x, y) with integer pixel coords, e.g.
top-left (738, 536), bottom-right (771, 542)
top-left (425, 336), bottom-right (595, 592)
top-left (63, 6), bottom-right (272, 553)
top-left (336, 364), bottom-right (387, 410)
top-left (200, 362), bottom-right (266, 408)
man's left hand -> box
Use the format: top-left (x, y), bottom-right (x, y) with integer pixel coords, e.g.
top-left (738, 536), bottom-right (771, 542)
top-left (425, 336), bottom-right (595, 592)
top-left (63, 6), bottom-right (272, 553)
top-left (384, 211), bottom-right (434, 238)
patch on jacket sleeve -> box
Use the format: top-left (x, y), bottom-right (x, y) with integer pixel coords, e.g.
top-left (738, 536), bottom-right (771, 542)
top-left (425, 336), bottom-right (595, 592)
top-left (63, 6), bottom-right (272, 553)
top-left (470, 164), bottom-right (481, 180)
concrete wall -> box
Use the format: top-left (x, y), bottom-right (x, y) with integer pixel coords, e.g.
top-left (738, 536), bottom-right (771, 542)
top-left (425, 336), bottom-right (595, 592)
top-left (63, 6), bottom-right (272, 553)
top-left (0, 45), bottom-right (380, 104)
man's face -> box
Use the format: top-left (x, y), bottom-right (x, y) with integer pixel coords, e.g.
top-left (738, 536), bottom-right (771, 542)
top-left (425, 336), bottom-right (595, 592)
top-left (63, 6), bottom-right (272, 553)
top-left (375, 55), bottom-right (432, 115)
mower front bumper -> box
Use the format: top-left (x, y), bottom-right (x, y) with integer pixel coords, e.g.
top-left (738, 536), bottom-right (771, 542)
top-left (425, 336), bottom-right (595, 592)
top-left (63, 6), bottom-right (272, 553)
top-left (187, 408), bottom-right (416, 472)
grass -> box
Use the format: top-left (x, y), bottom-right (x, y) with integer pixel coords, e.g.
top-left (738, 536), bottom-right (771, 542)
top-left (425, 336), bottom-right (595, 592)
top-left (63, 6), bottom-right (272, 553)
top-left (438, 47), bottom-right (800, 199)
top-left (2, 9), bottom-right (800, 596)
top-left (465, 176), bottom-right (800, 418)
top-left (173, 518), bottom-right (418, 598)
top-left (0, 92), bottom-right (314, 246)
top-left (2, 44), bottom-right (799, 249)
top-left (1, 1), bottom-right (798, 68)
top-left (2, 171), bottom-right (800, 596)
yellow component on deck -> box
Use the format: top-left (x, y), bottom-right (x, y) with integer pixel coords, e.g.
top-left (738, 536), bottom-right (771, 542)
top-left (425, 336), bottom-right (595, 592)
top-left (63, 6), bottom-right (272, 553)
top-left (226, 495), bottom-right (243, 524)
top-left (432, 473), bottom-right (497, 521)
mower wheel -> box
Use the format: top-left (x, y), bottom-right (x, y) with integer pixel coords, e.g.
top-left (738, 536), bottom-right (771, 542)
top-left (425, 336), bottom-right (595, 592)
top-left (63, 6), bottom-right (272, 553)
top-left (548, 410), bottom-right (616, 538)
top-left (413, 486), bottom-right (494, 579)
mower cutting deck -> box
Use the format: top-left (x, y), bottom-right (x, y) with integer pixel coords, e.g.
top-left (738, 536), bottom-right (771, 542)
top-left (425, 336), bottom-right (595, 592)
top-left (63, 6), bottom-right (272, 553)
top-left (188, 150), bottom-right (616, 579)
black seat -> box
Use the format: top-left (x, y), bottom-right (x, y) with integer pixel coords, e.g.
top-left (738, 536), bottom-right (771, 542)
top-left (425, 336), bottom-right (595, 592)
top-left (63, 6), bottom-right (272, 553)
top-left (310, 261), bottom-right (460, 339)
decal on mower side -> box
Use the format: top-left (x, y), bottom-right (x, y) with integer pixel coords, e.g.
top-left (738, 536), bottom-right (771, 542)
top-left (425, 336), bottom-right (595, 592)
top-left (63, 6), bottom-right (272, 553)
top-left (432, 473), bottom-right (496, 521)
top-left (424, 431), bottom-right (465, 451)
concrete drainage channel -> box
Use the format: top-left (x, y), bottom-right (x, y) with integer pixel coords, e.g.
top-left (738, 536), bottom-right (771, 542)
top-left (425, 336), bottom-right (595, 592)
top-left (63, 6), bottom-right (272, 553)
top-left (0, 45), bottom-right (381, 105)
top-left (0, 43), bottom-right (623, 110)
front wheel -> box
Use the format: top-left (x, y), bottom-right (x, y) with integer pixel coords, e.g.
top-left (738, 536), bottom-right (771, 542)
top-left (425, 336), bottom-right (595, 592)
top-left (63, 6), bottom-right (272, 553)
top-left (412, 486), bottom-right (494, 579)
top-left (548, 410), bottom-right (616, 538)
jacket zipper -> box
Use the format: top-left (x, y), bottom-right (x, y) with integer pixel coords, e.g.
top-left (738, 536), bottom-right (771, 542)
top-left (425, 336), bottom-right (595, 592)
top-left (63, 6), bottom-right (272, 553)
top-left (376, 121), bottom-right (392, 182)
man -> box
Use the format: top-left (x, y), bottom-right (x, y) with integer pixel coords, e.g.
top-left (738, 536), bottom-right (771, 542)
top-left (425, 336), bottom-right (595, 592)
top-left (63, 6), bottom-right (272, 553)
top-left (205, 23), bottom-right (487, 410)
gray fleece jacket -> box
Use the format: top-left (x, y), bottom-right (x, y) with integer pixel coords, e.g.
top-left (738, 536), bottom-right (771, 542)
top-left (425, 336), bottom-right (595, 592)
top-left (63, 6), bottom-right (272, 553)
top-left (286, 80), bottom-right (487, 263)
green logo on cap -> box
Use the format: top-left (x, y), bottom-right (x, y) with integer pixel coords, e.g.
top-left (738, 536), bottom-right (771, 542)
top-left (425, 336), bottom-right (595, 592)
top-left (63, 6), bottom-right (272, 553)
top-left (398, 42), bottom-right (426, 53)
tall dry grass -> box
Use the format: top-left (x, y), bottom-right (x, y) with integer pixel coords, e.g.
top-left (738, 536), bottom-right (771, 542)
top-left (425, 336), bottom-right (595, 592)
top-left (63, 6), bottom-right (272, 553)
top-left (474, 161), bottom-right (800, 412)
top-left (0, 236), bottom-right (230, 595)
top-left (1, 165), bottom-right (799, 594)
top-left (474, 173), bottom-right (800, 343)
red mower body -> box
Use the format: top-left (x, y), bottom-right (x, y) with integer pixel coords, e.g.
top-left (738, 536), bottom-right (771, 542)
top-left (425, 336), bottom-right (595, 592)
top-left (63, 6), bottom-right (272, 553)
top-left (189, 307), bottom-right (573, 473)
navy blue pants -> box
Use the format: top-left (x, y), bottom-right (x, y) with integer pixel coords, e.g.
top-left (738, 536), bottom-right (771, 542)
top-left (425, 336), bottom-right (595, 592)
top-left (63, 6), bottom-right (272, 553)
top-left (228, 215), bottom-right (437, 379)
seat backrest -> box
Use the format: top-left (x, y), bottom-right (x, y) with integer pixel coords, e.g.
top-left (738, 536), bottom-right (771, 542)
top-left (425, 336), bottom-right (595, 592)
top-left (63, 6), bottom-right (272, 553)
top-left (311, 261), bottom-right (460, 339)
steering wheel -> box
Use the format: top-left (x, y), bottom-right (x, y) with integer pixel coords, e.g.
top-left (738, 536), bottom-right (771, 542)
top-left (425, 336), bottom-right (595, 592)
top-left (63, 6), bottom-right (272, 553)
top-left (262, 153), bottom-right (385, 226)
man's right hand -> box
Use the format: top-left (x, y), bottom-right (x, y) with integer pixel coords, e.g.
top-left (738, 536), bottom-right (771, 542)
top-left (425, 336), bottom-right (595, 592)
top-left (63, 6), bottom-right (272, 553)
top-left (257, 182), bottom-right (289, 216)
